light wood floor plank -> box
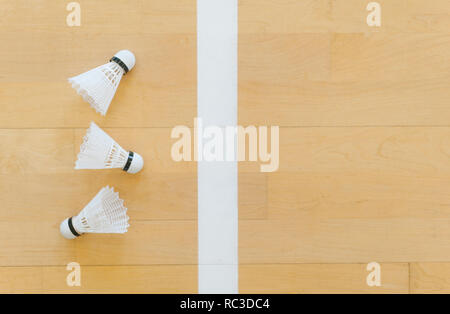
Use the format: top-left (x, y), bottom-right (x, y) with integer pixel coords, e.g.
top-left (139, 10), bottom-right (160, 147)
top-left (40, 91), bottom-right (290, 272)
top-left (0, 265), bottom-right (196, 294)
top-left (239, 79), bottom-right (450, 127)
top-left (1, 0), bottom-right (196, 34)
top-left (0, 129), bottom-right (75, 174)
top-left (0, 128), bottom-right (195, 174)
top-left (0, 128), bottom-right (264, 220)
top-left (240, 0), bottom-right (450, 34)
top-left (238, 0), bottom-right (450, 292)
top-left (240, 218), bottom-right (450, 264)
top-left (0, 172), bottom-right (263, 221)
top-left (0, 0), bottom-right (196, 128)
top-left (240, 35), bottom-right (450, 126)
top-left (240, 263), bottom-right (409, 294)
top-left (0, 0), bottom-right (198, 292)
top-left (241, 131), bottom-right (450, 265)
top-left (239, 34), bottom-right (331, 83)
top-left (0, 221), bottom-right (196, 266)
top-left (275, 127), bottom-right (450, 174)
top-left (0, 174), bottom-right (196, 220)
top-left (332, 0), bottom-right (450, 34)
top-left (241, 127), bottom-right (450, 173)
top-left (331, 33), bottom-right (450, 82)
top-left (0, 128), bottom-right (199, 220)
top-left (239, 0), bottom-right (332, 34)
top-left (268, 173), bottom-right (450, 221)
top-left (252, 128), bottom-right (450, 220)
top-left (239, 173), bottom-right (267, 220)
top-left (2, 0), bottom-right (450, 293)
top-left (0, 55), bottom-right (196, 128)
top-left (410, 263), bottom-right (450, 294)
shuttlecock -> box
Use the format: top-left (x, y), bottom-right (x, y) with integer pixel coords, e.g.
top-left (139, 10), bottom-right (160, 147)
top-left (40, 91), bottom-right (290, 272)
top-left (60, 186), bottom-right (130, 239)
top-left (68, 50), bottom-right (136, 115)
top-left (75, 122), bottom-right (144, 174)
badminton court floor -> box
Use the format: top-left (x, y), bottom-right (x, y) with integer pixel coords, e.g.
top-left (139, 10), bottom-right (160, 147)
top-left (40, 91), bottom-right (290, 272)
top-left (1, 0), bottom-right (450, 293)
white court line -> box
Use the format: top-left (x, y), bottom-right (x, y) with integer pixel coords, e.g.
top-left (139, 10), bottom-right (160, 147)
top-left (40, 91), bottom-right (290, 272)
top-left (197, 0), bottom-right (238, 294)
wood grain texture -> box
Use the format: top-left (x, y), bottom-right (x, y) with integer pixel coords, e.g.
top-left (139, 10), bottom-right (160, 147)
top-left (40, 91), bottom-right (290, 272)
top-left (239, 33), bottom-right (450, 126)
top-left (240, 263), bottom-right (409, 294)
top-left (239, 0), bottom-right (450, 34)
top-left (0, 220), bottom-right (196, 267)
top-left (1, 0), bottom-right (450, 293)
top-left (0, 128), bottom-right (263, 220)
top-left (0, 0), bottom-right (198, 293)
top-left (0, 0), bottom-right (196, 128)
top-left (0, 265), bottom-right (196, 294)
top-left (239, 0), bottom-right (450, 127)
top-left (411, 263), bottom-right (450, 294)
top-left (262, 128), bottom-right (450, 221)
top-left (238, 129), bottom-right (450, 264)
top-left (238, 0), bottom-right (450, 293)
top-left (240, 218), bottom-right (450, 264)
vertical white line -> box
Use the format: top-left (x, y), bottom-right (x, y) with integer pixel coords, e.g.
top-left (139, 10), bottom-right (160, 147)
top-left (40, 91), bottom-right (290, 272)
top-left (197, 0), bottom-right (238, 294)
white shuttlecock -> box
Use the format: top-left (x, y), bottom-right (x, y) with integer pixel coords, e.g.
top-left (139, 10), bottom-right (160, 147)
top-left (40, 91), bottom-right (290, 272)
top-left (68, 50), bottom-right (136, 115)
top-left (60, 186), bottom-right (130, 239)
top-left (75, 122), bottom-right (144, 174)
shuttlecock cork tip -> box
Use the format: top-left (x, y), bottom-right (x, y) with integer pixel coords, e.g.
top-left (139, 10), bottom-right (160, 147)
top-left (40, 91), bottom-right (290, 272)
top-left (124, 152), bottom-right (144, 174)
top-left (60, 218), bottom-right (80, 240)
top-left (113, 50), bottom-right (136, 72)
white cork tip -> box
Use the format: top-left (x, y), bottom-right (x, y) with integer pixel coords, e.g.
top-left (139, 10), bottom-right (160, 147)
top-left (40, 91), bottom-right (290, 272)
top-left (127, 152), bottom-right (144, 174)
top-left (60, 218), bottom-right (79, 240)
top-left (114, 50), bottom-right (136, 71)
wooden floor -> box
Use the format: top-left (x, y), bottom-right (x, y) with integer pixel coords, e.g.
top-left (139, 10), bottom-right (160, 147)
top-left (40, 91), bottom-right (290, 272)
top-left (1, 0), bottom-right (450, 293)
